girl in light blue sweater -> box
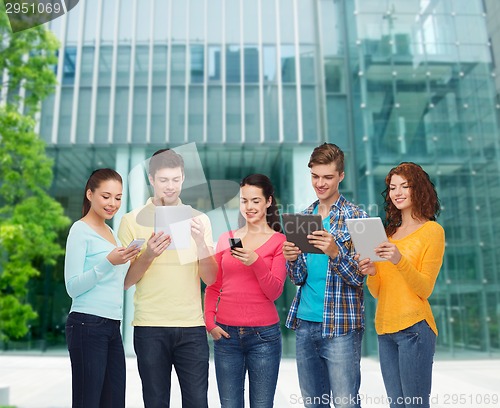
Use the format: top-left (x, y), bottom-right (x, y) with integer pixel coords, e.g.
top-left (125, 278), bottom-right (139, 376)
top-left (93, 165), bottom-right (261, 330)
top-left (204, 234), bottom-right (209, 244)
top-left (64, 169), bottom-right (140, 408)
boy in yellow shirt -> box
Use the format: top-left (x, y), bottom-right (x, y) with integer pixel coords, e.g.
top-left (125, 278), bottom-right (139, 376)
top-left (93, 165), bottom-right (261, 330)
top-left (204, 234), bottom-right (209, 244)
top-left (118, 149), bottom-right (217, 408)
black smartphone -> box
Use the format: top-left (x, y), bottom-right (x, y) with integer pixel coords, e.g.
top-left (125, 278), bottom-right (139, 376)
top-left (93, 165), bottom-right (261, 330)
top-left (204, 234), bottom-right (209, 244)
top-left (228, 237), bottom-right (243, 250)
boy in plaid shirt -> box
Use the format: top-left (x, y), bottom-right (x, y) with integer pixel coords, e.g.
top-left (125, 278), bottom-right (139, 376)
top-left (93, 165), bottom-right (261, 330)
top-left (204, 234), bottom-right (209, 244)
top-left (283, 143), bottom-right (367, 408)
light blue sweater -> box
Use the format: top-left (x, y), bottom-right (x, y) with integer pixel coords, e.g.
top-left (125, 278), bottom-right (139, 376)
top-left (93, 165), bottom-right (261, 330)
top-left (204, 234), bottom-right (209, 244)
top-left (64, 220), bottom-right (129, 320)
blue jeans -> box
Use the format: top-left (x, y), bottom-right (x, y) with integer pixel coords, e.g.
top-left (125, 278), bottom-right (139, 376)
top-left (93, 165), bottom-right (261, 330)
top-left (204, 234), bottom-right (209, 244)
top-left (133, 326), bottom-right (209, 408)
top-left (295, 319), bottom-right (362, 408)
top-left (65, 312), bottom-right (126, 408)
top-left (214, 323), bottom-right (282, 408)
top-left (378, 320), bottom-right (436, 408)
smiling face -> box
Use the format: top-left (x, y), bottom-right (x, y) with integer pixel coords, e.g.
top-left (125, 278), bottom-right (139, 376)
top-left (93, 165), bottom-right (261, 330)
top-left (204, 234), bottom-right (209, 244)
top-left (239, 184), bottom-right (271, 226)
top-left (149, 166), bottom-right (184, 206)
top-left (86, 179), bottom-right (123, 220)
top-left (310, 163), bottom-right (345, 207)
top-left (389, 174), bottom-right (413, 212)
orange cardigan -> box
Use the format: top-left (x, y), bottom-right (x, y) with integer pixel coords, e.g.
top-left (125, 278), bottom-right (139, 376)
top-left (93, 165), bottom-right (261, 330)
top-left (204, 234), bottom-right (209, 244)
top-left (367, 221), bottom-right (445, 335)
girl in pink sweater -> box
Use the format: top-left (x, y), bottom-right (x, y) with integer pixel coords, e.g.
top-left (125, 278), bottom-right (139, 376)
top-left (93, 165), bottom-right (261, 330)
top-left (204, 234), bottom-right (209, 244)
top-left (205, 174), bottom-right (286, 408)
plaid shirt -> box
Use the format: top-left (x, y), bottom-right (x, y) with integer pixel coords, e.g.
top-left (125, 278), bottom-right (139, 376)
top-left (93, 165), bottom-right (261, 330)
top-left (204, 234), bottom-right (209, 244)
top-left (285, 195), bottom-right (368, 338)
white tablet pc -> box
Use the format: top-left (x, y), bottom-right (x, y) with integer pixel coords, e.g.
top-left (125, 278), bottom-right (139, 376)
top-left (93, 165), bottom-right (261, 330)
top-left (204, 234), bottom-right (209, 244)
top-left (282, 213), bottom-right (324, 254)
top-left (345, 217), bottom-right (388, 262)
top-left (155, 205), bottom-right (193, 250)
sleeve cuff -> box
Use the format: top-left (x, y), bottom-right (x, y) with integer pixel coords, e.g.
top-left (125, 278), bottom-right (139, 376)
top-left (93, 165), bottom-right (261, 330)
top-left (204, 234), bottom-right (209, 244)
top-left (205, 316), bottom-right (216, 332)
top-left (250, 255), bottom-right (267, 277)
top-left (396, 255), bottom-right (408, 270)
top-left (94, 257), bottom-right (114, 278)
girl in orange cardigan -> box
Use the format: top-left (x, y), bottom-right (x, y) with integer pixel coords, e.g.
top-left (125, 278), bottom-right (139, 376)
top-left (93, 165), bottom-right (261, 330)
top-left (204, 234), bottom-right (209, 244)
top-left (358, 162), bottom-right (445, 408)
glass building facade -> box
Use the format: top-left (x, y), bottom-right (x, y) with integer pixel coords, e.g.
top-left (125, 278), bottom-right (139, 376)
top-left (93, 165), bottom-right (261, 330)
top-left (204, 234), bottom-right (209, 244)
top-left (14, 0), bottom-right (500, 357)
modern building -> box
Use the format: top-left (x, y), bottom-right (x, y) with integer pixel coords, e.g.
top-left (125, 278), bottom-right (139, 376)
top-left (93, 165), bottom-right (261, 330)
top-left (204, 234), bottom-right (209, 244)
top-left (16, 0), bottom-right (500, 357)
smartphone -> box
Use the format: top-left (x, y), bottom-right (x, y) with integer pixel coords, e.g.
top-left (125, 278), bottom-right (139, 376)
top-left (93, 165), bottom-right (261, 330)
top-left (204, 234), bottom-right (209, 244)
top-left (127, 238), bottom-right (145, 249)
top-left (228, 237), bottom-right (243, 250)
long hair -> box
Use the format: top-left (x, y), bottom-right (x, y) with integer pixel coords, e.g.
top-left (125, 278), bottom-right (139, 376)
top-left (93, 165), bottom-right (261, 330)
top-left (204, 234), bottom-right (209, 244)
top-left (238, 174), bottom-right (282, 232)
top-left (382, 162), bottom-right (440, 237)
top-left (82, 168), bottom-right (123, 217)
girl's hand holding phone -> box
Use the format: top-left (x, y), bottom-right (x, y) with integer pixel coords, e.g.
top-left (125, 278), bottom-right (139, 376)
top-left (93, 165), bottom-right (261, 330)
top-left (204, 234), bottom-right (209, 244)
top-left (107, 246), bottom-right (141, 265)
top-left (230, 247), bottom-right (258, 266)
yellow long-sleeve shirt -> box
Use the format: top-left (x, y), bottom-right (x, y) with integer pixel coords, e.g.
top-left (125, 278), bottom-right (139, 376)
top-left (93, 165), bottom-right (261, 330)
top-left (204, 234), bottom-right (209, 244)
top-left (367, 221), bottom-right (445, 335)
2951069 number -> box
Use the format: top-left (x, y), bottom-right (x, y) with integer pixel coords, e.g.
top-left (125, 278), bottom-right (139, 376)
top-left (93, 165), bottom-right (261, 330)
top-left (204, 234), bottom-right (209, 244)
top-left (441, 393), bottom-right (498, 405)
top-left (5, 1), bottom-right (62, 14)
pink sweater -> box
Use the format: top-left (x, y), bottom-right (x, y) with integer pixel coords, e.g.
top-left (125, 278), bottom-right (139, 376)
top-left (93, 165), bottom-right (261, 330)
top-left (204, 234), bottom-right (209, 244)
top-left (204, 231), bottom-right (287, 331)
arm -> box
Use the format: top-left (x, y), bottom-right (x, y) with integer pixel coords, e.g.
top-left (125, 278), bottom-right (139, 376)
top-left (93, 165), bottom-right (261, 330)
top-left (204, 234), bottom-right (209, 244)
top-left (358, 255), bottom-right (380, 298)
top-left (197, 243), bottom-right (217, 286)
top-left (193, 216), bottom-right (217, 286)
top-left (283, 240), bottom-right (308, 286)
top-left (366, 265), bottom-right (381, 298)
top-left (123, 244), bottom-right (156, 290)
top-left (64, 227), bottom-right (113, 298)
top-left (329, 207), bottom-right (369, 287)
top-left (204, 241), bottom-right (224, 332)
top-left (118, 216), bottom-right (170, 290)
top-left (395, 227), bottom-right (445, 299)
top-left (118, 216), bottom-right (149, 290)
top-left (286, 255), bottom-right (308, 286)
top-left (251, 241), bottom-right (287, 301)
top-left (330, 233), bottom-right (365, 287)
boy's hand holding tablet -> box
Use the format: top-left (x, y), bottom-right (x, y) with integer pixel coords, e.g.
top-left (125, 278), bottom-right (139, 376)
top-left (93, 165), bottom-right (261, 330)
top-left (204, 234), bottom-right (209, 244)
top-left (282, 214), bottom-right (333, 257)
top-left (306, 230), bottom-right (339, 258)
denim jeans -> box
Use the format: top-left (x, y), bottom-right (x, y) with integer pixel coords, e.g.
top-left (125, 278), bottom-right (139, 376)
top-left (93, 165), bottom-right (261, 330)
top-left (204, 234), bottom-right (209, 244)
top-left (295, 319), bottom-right (362, 408)
top-left (378, 320), bottom-right (436, 408)
top-left (214, 323), bottom-right (282, 408)
top-left (65, 312), bottom-right (126, 408)
top-left (133, 326), bottom-right (209, 408)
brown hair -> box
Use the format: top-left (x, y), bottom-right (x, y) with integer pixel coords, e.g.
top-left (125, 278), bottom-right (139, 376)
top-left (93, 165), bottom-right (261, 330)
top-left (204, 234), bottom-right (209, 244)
top-left (148, 148), bottom-right (185, 178)
top-left (382, 162), bottom-right (440, 237)
top-left (82, 169), bottom-right (122, 217)
top-left (308, 143), bottom-right (344, 173)
top-left (238, 174), bottom-right (282, 232)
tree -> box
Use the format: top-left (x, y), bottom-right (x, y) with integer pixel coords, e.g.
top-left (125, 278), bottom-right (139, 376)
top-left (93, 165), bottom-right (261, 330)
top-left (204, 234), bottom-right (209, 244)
top-left (0, 4), bottom-right (70, 341)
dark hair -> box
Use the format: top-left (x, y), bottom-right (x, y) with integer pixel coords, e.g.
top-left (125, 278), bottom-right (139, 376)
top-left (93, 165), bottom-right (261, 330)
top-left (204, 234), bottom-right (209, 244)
top-left (308, 143), bottom-right (345, 174)
top-left (148, 149), bottom-right (185, 178)
top-left (382, 162), bottom-right (440, 237)
top-left (239, 174), bottom-right (282, 232)
top-left (82, 168), bottom-right (123, 217)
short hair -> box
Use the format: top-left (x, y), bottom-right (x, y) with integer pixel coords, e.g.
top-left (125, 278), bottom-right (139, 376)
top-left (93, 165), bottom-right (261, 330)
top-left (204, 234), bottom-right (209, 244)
top-left (148, 149), bottom-right (184, 177)
top-left (308, 143), bottom-right (345, 174)
top-left (382, 162), bottom-right (441, 237)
